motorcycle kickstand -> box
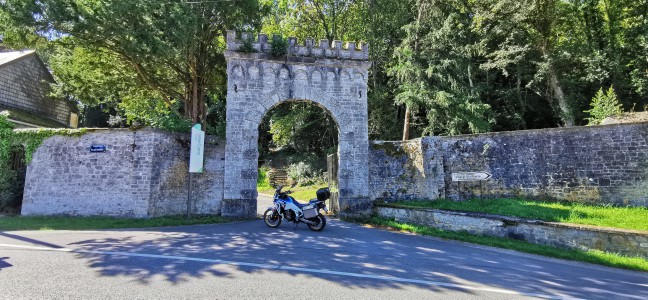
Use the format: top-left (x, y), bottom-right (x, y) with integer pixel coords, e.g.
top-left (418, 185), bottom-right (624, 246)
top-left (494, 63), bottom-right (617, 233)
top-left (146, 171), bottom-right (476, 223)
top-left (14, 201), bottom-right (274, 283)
top-left (293, 221), bottom-right (299, 231)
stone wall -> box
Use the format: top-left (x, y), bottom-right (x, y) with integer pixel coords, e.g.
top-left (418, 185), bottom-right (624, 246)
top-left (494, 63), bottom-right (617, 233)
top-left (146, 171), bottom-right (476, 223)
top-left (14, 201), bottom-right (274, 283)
top-left (377, 206), bottom-right (648, 259)
top-left (21, 129), bottom-right (225, 217)
top-left (368, 139), bottom-right (443, 201)
top-left (369, 123), bottom-right (648, 206)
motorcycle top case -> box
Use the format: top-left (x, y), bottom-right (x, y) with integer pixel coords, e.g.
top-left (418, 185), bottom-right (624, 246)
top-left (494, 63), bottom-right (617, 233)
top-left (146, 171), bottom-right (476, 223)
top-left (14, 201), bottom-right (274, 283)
top-left (316, 188), bottom-right (331, 201)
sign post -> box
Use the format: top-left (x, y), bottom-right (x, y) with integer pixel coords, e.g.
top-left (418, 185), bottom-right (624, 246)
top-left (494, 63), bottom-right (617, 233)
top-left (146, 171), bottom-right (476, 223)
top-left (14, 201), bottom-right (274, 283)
top-left (451, 172), bottom-right (492, 182)
top-left (188, 124), bottom-right (205, 219)
top-left (451, 172), bottom-right (492, 201)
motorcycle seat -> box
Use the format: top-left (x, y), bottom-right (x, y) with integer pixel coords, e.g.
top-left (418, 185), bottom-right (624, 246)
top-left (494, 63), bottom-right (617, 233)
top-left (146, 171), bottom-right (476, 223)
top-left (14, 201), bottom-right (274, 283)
top-left (292, 199), bottom-right (307, 208)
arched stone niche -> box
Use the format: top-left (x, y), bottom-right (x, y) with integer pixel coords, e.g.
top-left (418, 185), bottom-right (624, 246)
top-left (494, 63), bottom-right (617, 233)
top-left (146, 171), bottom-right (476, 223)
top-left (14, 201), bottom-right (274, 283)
top-left (223, 45), bottom-right (371, 218)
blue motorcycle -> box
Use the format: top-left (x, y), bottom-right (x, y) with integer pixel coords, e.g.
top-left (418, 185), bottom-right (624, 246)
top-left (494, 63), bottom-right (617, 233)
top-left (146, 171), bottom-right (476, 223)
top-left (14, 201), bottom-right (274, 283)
top-left (263, 185), bottom-right (330, 231)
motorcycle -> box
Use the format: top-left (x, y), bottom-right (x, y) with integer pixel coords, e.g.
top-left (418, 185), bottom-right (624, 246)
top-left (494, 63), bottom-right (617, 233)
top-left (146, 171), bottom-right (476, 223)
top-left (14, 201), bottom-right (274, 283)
top-left (263, 184), bottom-right (330, 231)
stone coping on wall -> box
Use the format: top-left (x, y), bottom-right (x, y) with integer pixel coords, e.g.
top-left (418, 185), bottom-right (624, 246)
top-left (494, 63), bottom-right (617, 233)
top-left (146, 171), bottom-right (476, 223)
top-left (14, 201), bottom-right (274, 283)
top-left (223, 50), bottom-right (372, 69)
top-left (370, 121), bottom-right (648, 143)
top-left (375, 205), bottom-right (648, 258)
top-left (376, 203), bottom-right (648, 236)
top-left (435, 121), bottom-right (648, 140)
top-left (225, 30), bottom-right (369, 61)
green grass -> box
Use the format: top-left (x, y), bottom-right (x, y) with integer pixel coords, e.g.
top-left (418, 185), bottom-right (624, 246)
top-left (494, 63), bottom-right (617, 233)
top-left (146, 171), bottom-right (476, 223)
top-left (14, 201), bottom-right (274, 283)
top-left (365, 216), bottom-right (648, 272)
top-left (382, 198), bottom-right (648, 231)
top-left (257, 166), bottom-right (273, 191)
top-left (0, 215), bottom-right (237, 231)
top-left (258, 184), bottom-right (328, 202)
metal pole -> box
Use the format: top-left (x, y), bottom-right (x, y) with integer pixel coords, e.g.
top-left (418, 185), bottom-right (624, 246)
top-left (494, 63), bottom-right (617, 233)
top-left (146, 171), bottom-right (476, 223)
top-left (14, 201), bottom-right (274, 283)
top-left (480, 180), bottom-right (484, 207)
top-left (187, 172), bottom-right (193, 220)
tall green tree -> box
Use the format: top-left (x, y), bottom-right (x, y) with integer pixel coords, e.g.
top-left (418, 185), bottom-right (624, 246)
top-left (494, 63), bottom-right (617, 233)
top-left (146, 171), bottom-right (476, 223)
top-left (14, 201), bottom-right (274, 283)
top-left (390, 0), bottom-right (492, 136)
top-left (1, 0), bottom-right (263, 128)
top-left (473, 0), bottom-right (576, 127)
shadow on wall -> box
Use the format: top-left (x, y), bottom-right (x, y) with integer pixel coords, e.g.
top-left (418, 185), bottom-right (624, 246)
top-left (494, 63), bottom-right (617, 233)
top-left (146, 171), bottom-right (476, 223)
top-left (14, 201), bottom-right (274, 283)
top-left (6, 221), bottom-right (634, 299)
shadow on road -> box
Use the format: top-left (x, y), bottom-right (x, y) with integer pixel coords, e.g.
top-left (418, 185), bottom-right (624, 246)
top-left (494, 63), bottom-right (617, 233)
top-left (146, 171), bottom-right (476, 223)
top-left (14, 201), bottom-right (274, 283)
top-left (0, 257), bottom-right (12, 270)
top-left (52, 219), bottom-right (648, 299)
top-left (0, 232), bottom-right (63, 249)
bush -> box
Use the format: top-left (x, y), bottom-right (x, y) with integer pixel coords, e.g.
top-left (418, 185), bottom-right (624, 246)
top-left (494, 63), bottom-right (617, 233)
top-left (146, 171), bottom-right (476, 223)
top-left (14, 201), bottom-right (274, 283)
top-left (238, 33), bottom-right (257, 53)
top-left (585, 86), bottom-right (623, 125)
top-left (270, 35), bottom-right (288, 58)
top-left (257, 166), bottom-right (271, 189)
top-left (0, 115), bottom-right (19, 210)
top-left (287, 161), bottom-right (324, 186)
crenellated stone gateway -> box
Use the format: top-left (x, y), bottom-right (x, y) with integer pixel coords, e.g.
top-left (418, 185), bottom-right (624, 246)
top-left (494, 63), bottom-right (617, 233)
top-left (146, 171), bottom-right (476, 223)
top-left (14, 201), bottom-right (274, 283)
top-left (19, 32), bottom-right (648, 218)
top-left (221, 31), bottom-right (372, 218)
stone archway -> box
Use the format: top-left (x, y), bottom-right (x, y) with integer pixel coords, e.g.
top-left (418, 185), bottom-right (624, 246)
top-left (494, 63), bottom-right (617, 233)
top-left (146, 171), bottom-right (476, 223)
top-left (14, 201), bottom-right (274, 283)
top-left (222, 31), bottom-right (372, 218)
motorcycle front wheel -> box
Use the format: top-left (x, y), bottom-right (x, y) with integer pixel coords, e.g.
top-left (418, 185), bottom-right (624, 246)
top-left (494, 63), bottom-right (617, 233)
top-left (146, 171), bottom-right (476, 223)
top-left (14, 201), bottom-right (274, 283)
top-left (307, 213), bottom-right (326, 231)
top-left (263, 208), bottom-right (282, 228)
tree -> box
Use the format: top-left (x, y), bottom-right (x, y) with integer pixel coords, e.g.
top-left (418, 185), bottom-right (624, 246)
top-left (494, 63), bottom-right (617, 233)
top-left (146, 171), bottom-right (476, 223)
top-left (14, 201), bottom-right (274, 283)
top-left (390, 0), bottom-right (492, 137)
top-left (262, 0), bottom-right (364, 42)
top-left (473, 0), bottom-right (576, 127)
top-left (1, 0), bottom-right (263, 128)
top-left (585, 86), bottom-right (623, 125)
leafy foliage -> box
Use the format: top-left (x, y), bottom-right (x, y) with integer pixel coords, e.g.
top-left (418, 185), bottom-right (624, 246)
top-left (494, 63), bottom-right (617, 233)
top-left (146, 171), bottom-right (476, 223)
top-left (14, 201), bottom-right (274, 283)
top-left (257, 166), bottom-right (272, 190)
top-left (286, 161), bottom-right (324, 186)
top-left (0, 114), bottom-right (87, 209)
top-left (2, 0), bottom-right (647, 140)
top-left (269, 35), bottom-right (288, 57)
top-left (389, 1), bottom-right (493, 136)
top-left (238, 33), bottom-right (258, 53)
top-left (262, 102), bottom-right (338, 155)
top-left (1, 0), bottom-right (264, 129)
top-left (585, 86), bottom-right (623, 125)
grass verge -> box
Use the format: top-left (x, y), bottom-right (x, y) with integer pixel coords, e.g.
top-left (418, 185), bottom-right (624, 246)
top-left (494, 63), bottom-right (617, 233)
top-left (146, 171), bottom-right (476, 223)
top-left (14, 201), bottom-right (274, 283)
top-left (363, 216), bottom-right (648, 272)
top-left (383, 198), bottom-right (648, 231)
top-left (258, 185), bottom-right (328, 202)
top-left (0, 215), bottom-right (237, 231)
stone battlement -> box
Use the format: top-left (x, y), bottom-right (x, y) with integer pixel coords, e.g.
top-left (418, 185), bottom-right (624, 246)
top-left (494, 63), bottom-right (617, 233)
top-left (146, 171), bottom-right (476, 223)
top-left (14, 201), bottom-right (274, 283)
top-left (226, 30), bottom-right (369, 60)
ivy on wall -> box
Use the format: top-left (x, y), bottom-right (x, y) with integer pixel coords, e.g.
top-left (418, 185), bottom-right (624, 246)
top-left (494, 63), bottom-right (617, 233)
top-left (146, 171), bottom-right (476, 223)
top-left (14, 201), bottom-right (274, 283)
top-left (0, 114), bottom-right (87, 209)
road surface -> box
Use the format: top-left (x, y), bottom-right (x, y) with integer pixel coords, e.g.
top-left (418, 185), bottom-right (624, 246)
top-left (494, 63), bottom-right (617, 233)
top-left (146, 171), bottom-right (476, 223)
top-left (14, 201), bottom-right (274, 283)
top-left (1, 200), bottom-right (647, 299)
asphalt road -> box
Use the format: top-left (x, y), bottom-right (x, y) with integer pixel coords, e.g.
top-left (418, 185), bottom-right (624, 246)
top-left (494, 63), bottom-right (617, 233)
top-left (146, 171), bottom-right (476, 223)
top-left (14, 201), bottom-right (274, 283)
top-left (0, 198), bottom-right (646, 299)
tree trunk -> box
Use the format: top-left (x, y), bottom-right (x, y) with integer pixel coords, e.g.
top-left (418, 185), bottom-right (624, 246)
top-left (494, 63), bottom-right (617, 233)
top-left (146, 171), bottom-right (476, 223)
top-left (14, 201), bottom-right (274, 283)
top-left (402, 105), bottom-right (411, 140)
top-left (541, 38), bottom-right (574, 127)
top-left (402, 0), bottom-right (426, 141)
top-left (192, 71), bottom-right (199, 124)
top-left (547, 67), bottom-right (573, 127)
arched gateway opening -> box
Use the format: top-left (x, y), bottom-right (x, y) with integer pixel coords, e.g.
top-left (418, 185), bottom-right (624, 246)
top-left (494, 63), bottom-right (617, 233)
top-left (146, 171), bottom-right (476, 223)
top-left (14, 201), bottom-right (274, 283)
top-left (221, 31), bottom-right (371, 218)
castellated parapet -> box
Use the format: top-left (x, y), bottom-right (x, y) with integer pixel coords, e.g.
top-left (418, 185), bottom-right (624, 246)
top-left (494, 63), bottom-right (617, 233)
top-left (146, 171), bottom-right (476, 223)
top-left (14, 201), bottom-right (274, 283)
top-left (226, 30), bottom-right (369, 60)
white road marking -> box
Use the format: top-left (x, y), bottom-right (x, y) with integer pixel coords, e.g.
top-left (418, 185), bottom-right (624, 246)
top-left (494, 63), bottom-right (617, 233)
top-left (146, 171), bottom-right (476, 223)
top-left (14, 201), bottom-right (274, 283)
top-left (0, 243), bottom-right (563, 299)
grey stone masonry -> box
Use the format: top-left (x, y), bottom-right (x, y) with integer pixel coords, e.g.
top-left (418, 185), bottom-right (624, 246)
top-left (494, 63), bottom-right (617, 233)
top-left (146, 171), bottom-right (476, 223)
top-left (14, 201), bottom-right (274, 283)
top-left (223, 30), bottom-right (372, 218)
top-left (369, 123), bottom-right (648, 207)
top-left (21, 129), bottom-right (225, 217)
top-left (369, 139), bottom-right (444, 202)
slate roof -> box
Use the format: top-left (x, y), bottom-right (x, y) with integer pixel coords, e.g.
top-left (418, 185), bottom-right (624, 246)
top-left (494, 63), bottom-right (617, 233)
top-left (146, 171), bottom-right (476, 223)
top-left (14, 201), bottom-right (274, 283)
top-left (0, 50), bottom-right (36, 67)
top-left (0, 50), bottom-right (76, 128)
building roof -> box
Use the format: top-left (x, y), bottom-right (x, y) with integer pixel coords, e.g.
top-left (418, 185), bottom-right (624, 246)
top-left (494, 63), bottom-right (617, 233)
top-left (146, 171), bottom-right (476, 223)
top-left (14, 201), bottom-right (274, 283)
top-left (0, 106), bottom-right (69, 128)
top-left (0, 50), bottom-right (36, 67)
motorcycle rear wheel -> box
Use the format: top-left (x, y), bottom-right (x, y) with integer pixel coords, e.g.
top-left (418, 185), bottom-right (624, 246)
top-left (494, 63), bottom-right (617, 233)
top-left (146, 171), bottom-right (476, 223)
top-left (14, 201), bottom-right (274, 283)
top-left (263, 209), bottom-right (281, 228)
top-left (307, 213), bottom-right (326, 231)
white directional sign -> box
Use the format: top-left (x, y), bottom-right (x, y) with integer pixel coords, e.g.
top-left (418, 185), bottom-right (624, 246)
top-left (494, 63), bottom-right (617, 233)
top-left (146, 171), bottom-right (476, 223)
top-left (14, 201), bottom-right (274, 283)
top-left (451, 172), bottom-right (492, 182)
top-left (189, 124), bottom-right (205, 173)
